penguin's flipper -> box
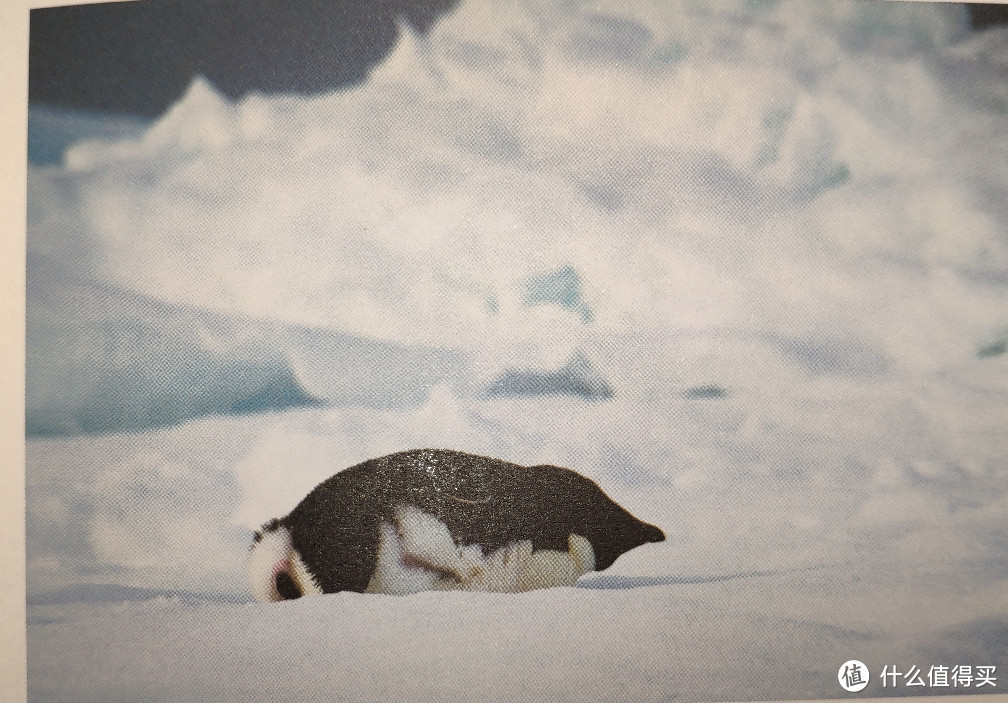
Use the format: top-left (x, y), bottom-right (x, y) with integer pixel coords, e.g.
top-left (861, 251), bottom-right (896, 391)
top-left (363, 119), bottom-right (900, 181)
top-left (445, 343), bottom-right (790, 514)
top-left (365, 521), bottom-right (444, 595)
top-left (394, 504), bottom-right (478, 581)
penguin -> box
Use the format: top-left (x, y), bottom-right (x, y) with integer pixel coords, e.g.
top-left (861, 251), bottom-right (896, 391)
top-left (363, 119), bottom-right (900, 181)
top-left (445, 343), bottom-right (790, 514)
top-left (248, 448), bottom-right (665, 601)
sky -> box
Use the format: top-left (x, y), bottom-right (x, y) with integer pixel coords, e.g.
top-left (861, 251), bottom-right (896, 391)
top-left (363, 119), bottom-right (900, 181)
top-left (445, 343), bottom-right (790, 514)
top-left (28, 0), bottom-right (459, 116)
top-left (26, 0), bottom-right (1008, 117)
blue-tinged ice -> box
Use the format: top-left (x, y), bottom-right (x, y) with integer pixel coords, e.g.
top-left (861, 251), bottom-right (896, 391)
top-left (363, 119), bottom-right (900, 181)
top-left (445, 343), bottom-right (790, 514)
top-left (286, 327), bottom-right (465, 410)
top-left (485, 351), bottom-right (613, 400)
top-left (25, 273), bottom-right (320, 437)
top-left (522, 265), bottom-right (593, 323)
top-left (977, 331), bottom-right (1008, 358)
top-left (27, 105), bottom-right (149, 166)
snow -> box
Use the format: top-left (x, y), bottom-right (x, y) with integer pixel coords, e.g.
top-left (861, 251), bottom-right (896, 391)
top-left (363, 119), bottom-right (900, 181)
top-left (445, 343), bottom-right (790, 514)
top-left (24, 0), bottom-right (1008, 700)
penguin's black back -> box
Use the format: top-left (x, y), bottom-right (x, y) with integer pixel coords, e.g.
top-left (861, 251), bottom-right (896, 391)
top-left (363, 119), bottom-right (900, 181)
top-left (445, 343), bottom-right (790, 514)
top-left (283, 449), bottom-right (665, 593)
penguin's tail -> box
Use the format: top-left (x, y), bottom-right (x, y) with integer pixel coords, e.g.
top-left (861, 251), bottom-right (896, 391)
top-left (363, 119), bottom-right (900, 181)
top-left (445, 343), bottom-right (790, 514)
top-left (642, 522), bottom-right (666, 543)
top-left (594, 519), bottom-right (667, 571)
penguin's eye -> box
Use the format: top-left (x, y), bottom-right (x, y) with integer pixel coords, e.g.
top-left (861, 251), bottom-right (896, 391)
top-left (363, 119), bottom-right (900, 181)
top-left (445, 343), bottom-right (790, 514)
top-left (275, 572), bottom-right (302, 600)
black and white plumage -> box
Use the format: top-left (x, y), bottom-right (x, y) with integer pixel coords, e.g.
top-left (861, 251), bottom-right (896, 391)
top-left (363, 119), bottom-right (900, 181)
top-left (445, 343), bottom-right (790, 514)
top-left (248, 448), bottom-right (665, 601)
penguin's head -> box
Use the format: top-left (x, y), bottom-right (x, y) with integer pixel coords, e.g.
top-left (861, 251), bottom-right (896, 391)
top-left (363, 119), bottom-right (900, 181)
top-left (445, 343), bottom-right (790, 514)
top-left (248, 519), bottom-right (323, 602)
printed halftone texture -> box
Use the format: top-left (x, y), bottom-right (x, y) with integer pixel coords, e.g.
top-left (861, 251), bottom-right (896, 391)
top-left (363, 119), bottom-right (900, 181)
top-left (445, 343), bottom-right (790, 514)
top-left (26, 0), bottom-right (1008, 700)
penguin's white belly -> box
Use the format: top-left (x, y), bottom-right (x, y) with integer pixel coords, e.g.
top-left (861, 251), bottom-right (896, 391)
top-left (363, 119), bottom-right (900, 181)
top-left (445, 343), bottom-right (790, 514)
top-left (364, 504), bottom-right (596, 595)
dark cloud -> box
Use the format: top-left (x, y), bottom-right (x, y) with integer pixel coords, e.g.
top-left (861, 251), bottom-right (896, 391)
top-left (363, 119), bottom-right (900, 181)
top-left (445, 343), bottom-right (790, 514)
top-left (967, 3), bottom-right (1008, 30)
top-left (29, 0), bottom-right (460, 117)
top-left (30, 2), bottom-right (1007, 119)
